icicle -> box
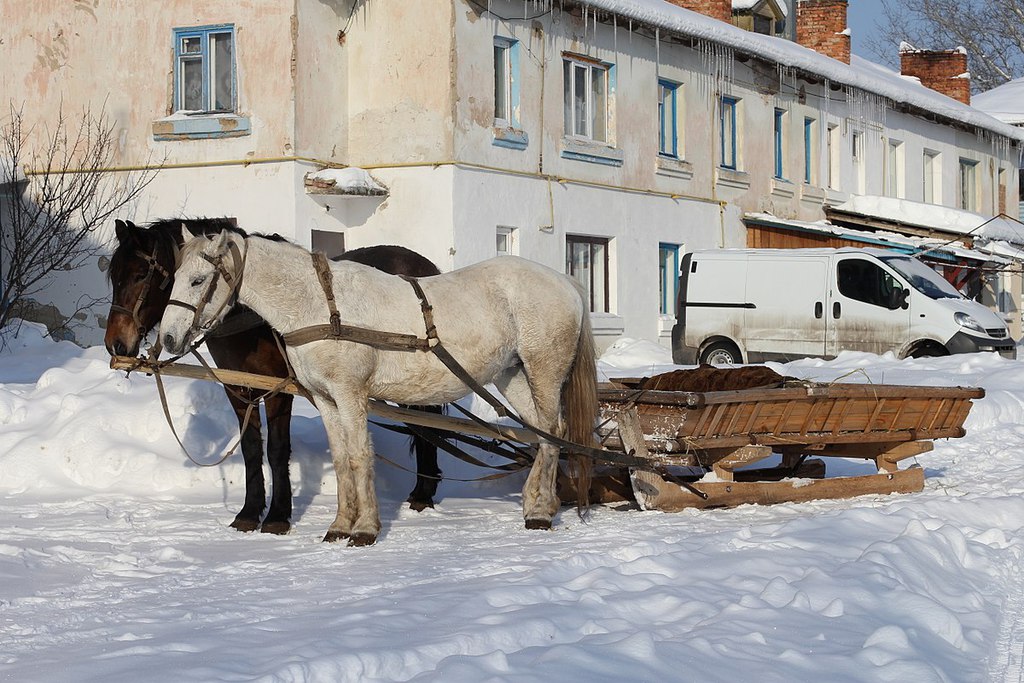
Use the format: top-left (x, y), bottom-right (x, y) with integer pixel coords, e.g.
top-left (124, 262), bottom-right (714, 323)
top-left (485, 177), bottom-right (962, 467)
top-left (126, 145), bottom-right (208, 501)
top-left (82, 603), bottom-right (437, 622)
top-left (655, 27), bottom-right (660, 81)
top-left (613, 14), bottom-right (618, 57)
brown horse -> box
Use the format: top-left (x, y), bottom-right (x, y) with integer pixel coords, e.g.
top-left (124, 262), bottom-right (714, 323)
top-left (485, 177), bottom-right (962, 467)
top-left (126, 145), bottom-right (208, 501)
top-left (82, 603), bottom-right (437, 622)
top-left (104, 218), bottom-right (443, 534)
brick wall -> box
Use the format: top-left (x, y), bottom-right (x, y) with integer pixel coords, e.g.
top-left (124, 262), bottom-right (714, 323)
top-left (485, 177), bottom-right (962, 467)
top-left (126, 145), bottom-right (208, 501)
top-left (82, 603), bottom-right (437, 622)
top-left (899, 48), bottom-right (971, 105)
top-left (796, 0), bottom-right (850, 64)
top-left (665, 0), bottom-right (732, 24)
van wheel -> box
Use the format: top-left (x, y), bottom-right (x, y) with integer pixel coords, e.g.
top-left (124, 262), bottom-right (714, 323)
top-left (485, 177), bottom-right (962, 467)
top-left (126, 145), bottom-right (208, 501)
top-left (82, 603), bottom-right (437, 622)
top-left (908, 342), bottom-right (949, 359)
top-left (700, 341), bottom-right (742, 366)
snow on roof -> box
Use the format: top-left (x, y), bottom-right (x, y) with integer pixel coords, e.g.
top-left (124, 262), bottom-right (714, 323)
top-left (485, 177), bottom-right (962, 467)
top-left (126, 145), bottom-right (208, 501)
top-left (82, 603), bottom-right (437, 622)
top-left (832, 196), bottom-right (1024, 244)
top-left (744, 211), bottom-right (1012, 264)
top-left (304, 167), bottom-right (388, 196)
top-left (0, 155), bottom-right (26, 186)
top-left (731, 0), bottom-right (787, 17)
top-left (583, 0), bottom-right (1024, 143)
top-left (973, 77), bottom-right (1024, 126)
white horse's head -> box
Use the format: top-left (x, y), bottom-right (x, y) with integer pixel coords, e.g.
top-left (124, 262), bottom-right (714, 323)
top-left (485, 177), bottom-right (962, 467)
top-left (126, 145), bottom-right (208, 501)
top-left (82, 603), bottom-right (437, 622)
top-left (158, 226), bottom-right (244, 355)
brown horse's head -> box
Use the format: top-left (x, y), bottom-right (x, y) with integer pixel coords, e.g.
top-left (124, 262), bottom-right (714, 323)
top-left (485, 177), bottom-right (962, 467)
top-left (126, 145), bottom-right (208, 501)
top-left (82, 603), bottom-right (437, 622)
top-left (104, 219), bottom-right (178, 357)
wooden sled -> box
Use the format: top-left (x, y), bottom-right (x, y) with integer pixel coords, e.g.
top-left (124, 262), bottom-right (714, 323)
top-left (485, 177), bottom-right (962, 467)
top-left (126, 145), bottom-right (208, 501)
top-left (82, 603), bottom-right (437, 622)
top-left (596, 377), bottom-right (983, 511)
top-left (110, 356), bottom-right (983, 512)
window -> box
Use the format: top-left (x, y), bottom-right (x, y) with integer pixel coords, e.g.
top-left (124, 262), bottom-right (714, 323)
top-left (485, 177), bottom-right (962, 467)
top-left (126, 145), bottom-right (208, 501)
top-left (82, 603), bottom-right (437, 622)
top-left (659, 244), bottom-right (681, 315)
top-left (563, 56), bottom-right (609, 142)
top-left (852, 131), bottom-right (864, 194)
top-left (827, 124), bottom-right (840, 190)
top-left (773, 109), bottom-right (786, 179)
top-left (493, 37), bottom-right (518, 125)
top-left (999, 167), bottom-right (1008, 214)
top-left (837, 259), bottom-right (905, 310)
top-left (658, 80), bottom-right (681, 158)
top-left (803, 117), bottom-right (816, 184)
top-left (174, 25), bottom-right (235, 113)
top-left (959, 158), bottom-right (978, 211)
top-left (496, 226), bottom-right (516, 256)
top-left (566, 236), bottom-right (609, 313)
top-left (885, 139), bottom-right (904, 198)
top-left (720, 96), bottom-right (739, 170)
top-left (311, 230), bottom-right (345, 260)
top-left (923, 150), bottom-right (940, 204)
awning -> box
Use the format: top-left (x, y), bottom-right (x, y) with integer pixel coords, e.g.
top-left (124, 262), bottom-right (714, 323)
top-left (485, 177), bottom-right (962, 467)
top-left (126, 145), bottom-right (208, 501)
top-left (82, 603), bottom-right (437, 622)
top-left (743, 212), bottom-right (1012, 266)
top-left (825, 195), bottom-right (1024, 246)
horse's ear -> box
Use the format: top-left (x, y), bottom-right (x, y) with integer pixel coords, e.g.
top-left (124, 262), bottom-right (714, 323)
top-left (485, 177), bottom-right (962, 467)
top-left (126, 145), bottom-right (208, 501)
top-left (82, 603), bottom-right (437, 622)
top-left (212, 229), bottom-right (229, 252)
top-left (114, 219), bottom-right (133, 244)
top-left (180, 224), bottom-right (193, 245)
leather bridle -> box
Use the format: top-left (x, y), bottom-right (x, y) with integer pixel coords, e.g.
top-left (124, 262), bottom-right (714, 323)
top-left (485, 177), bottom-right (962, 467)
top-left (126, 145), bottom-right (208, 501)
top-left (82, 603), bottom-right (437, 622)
top-left (165, 239), bottom-right (246, 348)
top-left (109, 243), bottom-right (174, 337)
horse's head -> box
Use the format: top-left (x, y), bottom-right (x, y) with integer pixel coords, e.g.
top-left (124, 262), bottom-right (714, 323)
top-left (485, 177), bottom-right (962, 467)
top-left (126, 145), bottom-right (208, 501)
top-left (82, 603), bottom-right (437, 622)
top-left (104, 219), bottom-right (178, 357)
top-left (159, 227), bottom-right (244, 356)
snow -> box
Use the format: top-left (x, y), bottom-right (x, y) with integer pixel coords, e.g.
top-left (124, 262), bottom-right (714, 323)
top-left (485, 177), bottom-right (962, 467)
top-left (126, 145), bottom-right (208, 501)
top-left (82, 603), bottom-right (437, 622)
top-left (304, 167), bottom-right (388, 196)
top-left (974, 77), bottom-right (1024, 126)
top-left (584, 0), bottom-right (1024, 143)
top-left (833, 196), bottom-right (1024, 245)
top-left (2, 324), bottom-right (1024, 681)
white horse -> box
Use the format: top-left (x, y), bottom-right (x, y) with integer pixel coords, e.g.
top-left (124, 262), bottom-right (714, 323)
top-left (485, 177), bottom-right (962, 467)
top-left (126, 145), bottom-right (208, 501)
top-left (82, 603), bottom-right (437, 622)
top-left (159, 228), bottom-right (596, 546)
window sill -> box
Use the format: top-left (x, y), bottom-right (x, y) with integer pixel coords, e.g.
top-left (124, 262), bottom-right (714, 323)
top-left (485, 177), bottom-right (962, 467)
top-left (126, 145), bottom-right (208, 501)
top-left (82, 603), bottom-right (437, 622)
top-left (560, 138), bottom-right (624, 167)
top-left (800, 183), bottom-right (827, 204)
top-left (770, 178), bottom-right (795, 198)
top-left (492, 125), bottom-right (528, 150)
top-left (715, 166), bottom-right (751, 190)
top-left (589, 313), bottom-right (625, 336)
top-left (152, 113), bottom-right (251, 141)
top-left (656, 156), bottom-right (694, 180)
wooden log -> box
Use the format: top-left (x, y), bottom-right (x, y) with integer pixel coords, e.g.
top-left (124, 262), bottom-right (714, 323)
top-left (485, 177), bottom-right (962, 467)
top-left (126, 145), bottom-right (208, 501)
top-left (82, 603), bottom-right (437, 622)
top-left (615, 407), bottom-right (665, 512)
top-left (705, 444), bottom-right (773, 482)
top-left (109, 355), bottom-right (540, 445)
top-left (640, 465), bottom-right (925, 512)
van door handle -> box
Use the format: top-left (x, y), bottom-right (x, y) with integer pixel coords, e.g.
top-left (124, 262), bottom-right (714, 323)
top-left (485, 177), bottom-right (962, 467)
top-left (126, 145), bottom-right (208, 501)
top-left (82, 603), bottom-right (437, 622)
top-left (815, 302), bottom-right (823, 319)
top-left (833, 302), bottom-right (841, 319)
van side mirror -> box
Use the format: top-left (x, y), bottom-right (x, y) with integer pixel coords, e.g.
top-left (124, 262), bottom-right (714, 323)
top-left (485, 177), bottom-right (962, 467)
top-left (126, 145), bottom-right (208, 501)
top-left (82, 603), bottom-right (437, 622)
top-left (900, 289), bottom-right (910, 310)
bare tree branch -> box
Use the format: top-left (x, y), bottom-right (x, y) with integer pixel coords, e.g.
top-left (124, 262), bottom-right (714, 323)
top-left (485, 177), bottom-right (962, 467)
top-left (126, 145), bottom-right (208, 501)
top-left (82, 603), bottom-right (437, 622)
top-left (865, 0), bottom-right (1024, 93)
top-left (0, 102), bottom-right (161, 345)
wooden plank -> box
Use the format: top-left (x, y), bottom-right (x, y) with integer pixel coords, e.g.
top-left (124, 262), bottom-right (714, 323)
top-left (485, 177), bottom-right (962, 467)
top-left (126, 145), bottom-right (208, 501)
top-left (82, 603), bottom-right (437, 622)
top-left (638, 466), bottom-right (925, 512)
top-left (710, 445), bottom-right (773, 481)
top-left (110, 355), bottom-right (541, 444)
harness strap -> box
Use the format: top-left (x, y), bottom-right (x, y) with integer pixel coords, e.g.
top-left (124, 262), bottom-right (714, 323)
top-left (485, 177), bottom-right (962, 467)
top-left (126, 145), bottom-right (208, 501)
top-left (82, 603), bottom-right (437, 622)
top-left (312, 252), bottom-right (343, 337)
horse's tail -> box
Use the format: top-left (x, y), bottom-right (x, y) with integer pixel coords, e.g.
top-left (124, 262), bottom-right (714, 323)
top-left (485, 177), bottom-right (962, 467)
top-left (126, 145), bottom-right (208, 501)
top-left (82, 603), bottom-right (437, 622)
top-left (563, 307), bottom-right (597, 513)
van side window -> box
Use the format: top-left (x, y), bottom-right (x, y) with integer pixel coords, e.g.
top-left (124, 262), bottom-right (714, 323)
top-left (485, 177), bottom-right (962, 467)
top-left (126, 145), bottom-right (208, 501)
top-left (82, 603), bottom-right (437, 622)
top-left (837, 259), bottom-right (904, 310)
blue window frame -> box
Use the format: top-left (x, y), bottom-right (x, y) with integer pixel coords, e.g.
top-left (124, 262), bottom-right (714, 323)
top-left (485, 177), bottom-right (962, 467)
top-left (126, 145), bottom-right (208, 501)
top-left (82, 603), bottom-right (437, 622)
top-left (803, 117), bottom-right (815, 184)
top-left (174, 24), bottom-right (236, 113)
top-left (720, 96), bottom-right (738, 170)
top-left (773, 109), bottom-right (785, 179)
top-left (658, 80), bottom-right (680, 158)
top-left (659, 243), bottom-right (681, 315)
top-left (493, 37), bottom-right (520, 126)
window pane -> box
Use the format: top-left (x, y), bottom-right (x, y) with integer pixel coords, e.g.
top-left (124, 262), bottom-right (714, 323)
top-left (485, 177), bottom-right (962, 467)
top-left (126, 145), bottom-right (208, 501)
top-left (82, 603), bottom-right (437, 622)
top-left (574, 64), bottom-right (588, 136)
top-left (720, 99), bottom-right (736, 169)
top-left (659, 83), bottom-right (676, 156)
top-left (592, 241), bottom-right (607, 312)
top-left (591, 65), bottom-right (606, 142)
top-left (211, 32), bottom-right (233, 110)
top-left (773, 109), bottom-right (784, 178)
top-left (494, 44), bottom-right (508, 121)
top-left (181, 36), bottom-right (201, 54)
top-left (181, 57), bottom-right (203, 110)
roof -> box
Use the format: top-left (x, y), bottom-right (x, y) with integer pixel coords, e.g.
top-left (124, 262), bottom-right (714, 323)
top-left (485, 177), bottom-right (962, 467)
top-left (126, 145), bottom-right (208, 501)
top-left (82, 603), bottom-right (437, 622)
top-left (582, 0), bottom-right (1024, 144)
top-left (829, 196), bottom-right (1024, 244)
top-left (744, 212), bottom-right (1013, 265)
top-left (732, 0), bottom-right (787, 17)
top-left (973, 77), bottom-right (1024, 126)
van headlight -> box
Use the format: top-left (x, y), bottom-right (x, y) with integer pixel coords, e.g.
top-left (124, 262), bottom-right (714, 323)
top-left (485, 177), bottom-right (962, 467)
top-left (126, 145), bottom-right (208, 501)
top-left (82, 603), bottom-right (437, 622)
top-left (954, 311), bottom-right (987, 334)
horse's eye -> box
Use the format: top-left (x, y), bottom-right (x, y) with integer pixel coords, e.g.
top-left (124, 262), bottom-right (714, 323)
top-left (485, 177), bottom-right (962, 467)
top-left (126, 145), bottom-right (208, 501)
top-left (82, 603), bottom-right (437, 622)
top-left (191, 275), bottom-right (206, 287)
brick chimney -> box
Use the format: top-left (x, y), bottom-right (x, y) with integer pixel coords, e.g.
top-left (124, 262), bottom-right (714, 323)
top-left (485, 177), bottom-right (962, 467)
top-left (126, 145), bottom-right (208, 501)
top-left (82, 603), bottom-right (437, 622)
top-left (899, 45), bottom-right (971, 105)
top-left (796, 0), bottom-right (850, 64)
top-left (664, 0), bottom-right (731, 24)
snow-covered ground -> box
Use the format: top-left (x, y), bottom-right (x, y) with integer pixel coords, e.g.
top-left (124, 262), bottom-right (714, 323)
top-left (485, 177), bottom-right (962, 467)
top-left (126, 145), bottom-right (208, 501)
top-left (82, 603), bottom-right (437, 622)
top-left (2, 323), bottom-right (1023, 682)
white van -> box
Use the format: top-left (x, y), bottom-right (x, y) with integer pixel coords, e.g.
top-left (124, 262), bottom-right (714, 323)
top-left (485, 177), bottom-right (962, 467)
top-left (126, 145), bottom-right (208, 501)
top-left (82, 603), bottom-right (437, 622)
top-left (671, 247), bottom-right (1016, 365)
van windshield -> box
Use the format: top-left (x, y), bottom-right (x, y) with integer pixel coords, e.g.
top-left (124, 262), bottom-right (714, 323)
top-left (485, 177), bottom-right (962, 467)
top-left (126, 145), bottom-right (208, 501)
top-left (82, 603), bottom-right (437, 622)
top-left (878, 255), bottom-right (964, 300)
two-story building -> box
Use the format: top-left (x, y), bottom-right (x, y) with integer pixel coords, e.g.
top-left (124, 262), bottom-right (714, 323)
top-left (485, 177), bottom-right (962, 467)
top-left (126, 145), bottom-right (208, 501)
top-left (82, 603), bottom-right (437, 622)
top-left (3, 0), bottom-right (1022, 349)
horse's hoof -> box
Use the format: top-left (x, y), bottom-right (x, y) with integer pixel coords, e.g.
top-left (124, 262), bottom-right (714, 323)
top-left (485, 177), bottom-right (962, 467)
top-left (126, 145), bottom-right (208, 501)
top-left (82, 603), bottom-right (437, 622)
top-left (322, 530), bottom-right (350, 543)
top-left (407, 498), bottom-right (435, 512)
top-left (525, 518), bottom-right (552, 530)
top-left (347, 533), bottom-right (378, 547)
top-left (260, 520), bottom-right (290, 535)
top-left (230, 517), bottom-right (260, 533)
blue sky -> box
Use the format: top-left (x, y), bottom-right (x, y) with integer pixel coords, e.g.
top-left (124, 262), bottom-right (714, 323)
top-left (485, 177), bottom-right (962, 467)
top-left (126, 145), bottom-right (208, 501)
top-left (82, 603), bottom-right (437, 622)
top-left (847, 0), bottom-right (887, 59)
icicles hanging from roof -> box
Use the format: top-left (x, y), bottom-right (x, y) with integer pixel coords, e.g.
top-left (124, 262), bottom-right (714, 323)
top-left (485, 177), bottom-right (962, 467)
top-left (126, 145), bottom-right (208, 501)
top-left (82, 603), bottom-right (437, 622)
top-left (696, 39), bottom-right (735, 97)
top-left (776, 64), bottom-right (797, 109)
top-left (846, 86), bottom-right (888, 130)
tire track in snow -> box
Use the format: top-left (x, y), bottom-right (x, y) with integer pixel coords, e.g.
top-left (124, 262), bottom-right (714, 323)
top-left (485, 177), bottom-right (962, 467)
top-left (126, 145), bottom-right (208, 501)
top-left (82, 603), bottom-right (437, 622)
top-left (991, 557), bottom-right (1024, 683)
